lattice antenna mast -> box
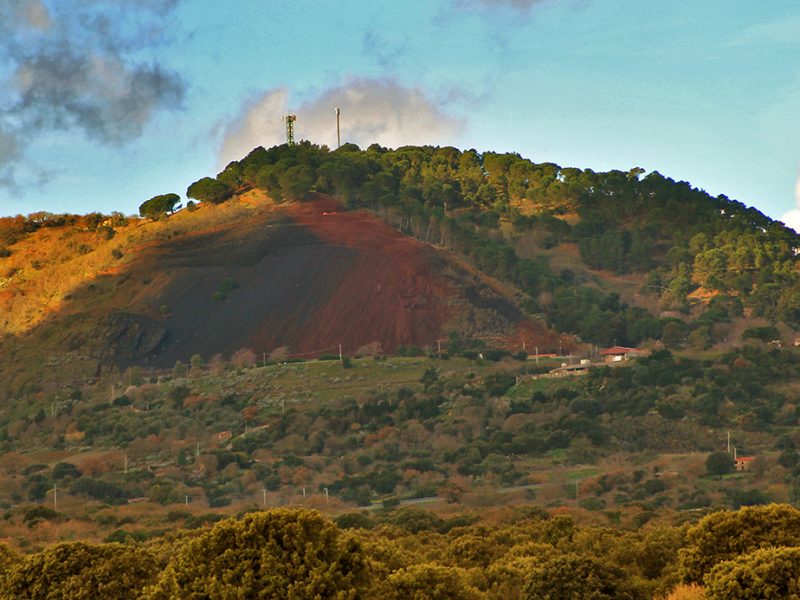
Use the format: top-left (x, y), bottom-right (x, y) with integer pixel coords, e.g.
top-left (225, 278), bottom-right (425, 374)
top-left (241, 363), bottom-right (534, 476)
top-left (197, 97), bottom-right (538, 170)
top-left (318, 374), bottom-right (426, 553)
top-left (335, 107), bottom-right (341, 148)
top-left (284, 114), bottom-right (297, 146)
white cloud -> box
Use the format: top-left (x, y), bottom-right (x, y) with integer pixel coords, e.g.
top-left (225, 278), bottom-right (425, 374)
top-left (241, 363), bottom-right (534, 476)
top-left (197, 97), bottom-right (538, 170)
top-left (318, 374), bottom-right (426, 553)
top-left (218, 78), bottom-right (465, 167)
top-left (781, 172), bottom-right (800, 233)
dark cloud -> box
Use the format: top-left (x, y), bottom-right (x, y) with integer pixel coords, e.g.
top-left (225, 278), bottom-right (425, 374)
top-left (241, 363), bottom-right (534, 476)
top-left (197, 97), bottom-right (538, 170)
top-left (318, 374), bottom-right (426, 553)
top-left (0, 0), bottom-right (186, 188)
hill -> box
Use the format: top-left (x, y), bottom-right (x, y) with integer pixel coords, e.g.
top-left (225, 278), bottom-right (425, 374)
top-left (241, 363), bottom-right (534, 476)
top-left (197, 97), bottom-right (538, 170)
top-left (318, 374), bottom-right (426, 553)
top-left (1, 143), bottom-right (800, 597)
top-left (0, 188), bottom-right (558, 397)
top-left (2, 143), bottom-right (798, 396)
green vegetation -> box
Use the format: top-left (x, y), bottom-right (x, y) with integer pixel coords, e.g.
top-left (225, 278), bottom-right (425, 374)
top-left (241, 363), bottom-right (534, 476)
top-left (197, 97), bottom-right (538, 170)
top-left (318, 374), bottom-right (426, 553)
top-left (0, 346), bottom-right (797, 526)
top-left (2, 504), bottom-right (800, 598)
top-left (1, 142), bottom-right (798, 596)
top-left (206, 142), bottom-right (799, 346)
top-left (138, 193), bottom-right (180, 220)
top-left (186, 176), bottom-right (233, 205)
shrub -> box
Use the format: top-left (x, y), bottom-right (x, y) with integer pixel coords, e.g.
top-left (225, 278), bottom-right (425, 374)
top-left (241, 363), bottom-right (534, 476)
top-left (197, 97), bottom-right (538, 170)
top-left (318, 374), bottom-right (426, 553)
top-left (523, 553), bottom-right (644, 599)
top-left (149, 509), bottom-right (371, 598)
top-left (2, 542), bottom-right (157, 599)
top-left (680, 504), bottom-right (800, 582)
top-left (705, 451), bottom-right (734, 476)
top-left (704, 546), bottom-right (800, 600)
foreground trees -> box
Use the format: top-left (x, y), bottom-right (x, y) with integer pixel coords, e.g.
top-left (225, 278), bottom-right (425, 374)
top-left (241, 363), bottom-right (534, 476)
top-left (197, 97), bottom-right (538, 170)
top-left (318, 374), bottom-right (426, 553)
top-left (679, 504), bottom-right (800, 583)
top-left (3, 505), bottom-right (800, 598)
top-left (148, 509), bottom-right (371, 599)
top-left (1, 542), bottom-right (157, 599)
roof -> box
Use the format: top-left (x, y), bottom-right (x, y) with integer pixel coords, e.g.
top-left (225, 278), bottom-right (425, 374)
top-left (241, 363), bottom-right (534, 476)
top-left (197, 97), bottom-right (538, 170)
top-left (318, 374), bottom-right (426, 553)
top-left (599, 346), bottom-right (641, 355)
top-left (736, 456), bottom-right (755, 462)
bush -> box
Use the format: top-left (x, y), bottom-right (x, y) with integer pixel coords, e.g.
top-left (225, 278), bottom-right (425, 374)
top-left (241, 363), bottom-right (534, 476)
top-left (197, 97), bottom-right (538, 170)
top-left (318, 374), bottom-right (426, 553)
top-left (742, 326), bottom-right (780, 342)
top-left (679, 504), bottom-right (800, 583)
top-left (149, 509), bottom-right (371, 597)
top-left (705, 451), bottom-right (734, 476)
top-left (523, 553), bottom-right (644, 599)
top-left (52, 462), bottom-right (81, 481)
top-left (704, 546), bottom-right (800, 600)
top-left (69, 477), bottom-right (128, 505)
top-left (2, 542), bottom-right (157, 599)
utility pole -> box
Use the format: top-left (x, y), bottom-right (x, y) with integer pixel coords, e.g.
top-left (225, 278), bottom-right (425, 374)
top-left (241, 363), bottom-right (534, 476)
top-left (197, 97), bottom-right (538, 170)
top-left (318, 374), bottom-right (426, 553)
top-left (339, 344), bottom-right (343, 364)
top-left (335, 107), bottom-right (341, 148)
top-left (196, 442), bottom-right (200, 458)
top-left (324, 487), bottom-right (329, 503)
top-left (262, 489), bottom-right (267, 507)
top-left (124, 454), bottom-right (128, 474)
top-left (535, 346), bottom-right (539, 365)
top-left (185, 495), bottom-right (189, 505)
top-left (52, 483), bottom-right (57, 509)
top-left (437, 339), bottom-right (441, 355)
top-left (727, 431), bottom-right (731, 454)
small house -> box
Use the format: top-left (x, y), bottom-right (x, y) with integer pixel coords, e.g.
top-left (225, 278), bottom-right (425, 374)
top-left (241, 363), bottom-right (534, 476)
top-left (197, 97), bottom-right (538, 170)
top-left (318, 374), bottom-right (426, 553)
top-left (735, 456), bottom-right (755, 471)
top-left (600, 346), bottom-right (643, 363)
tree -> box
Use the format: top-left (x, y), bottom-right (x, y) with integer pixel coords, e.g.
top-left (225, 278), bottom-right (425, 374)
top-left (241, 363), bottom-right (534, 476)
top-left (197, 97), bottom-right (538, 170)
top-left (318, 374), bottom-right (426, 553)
top-left (189, 354), bottom-right (204, 373)
top-left (704, 546), bottom-right (800, 600)
top-left (382, 564), bottom-right (483, 600)
top-left (148, 509), bottom-right (371, 599)
top-left (705, 451), bottom-right (734, 476)
top-left (1, 542), bottom-right (157, 600)
top-left (138, 193), bottom-right (180, 219)
top-left (679, 504), bottom-right (800, 583)
top-left (278, 164), bottom-right (315, 200)
top-left (186, 177), bottom-right (233, 204)
top-left (52, 462), bottom-right (81, 481)
top-left (523, 553), bottom-right (643, 599)
top-left (269, 346), bottom-right (290, 363)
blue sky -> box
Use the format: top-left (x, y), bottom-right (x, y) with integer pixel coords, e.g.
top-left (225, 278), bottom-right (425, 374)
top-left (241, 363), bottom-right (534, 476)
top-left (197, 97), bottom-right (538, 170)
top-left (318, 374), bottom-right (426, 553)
top-left (2, 0), bottom-right (800, 230)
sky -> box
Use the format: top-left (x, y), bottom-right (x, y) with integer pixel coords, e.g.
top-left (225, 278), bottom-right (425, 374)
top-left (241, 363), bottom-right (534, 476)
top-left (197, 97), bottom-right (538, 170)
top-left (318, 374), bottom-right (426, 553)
top-left (2, 0), bottom-right (800, 231)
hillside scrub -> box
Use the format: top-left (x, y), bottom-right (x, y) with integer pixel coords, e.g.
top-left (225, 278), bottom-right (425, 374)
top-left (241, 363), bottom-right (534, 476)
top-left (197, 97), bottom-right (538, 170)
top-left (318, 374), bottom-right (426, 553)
top-left (0, 347), bottom-right (797, 536)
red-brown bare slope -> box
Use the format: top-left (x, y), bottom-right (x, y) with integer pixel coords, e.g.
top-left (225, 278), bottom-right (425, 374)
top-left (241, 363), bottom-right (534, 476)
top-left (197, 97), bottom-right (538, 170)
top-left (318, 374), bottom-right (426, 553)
top-left (2, 195), bottom-right (558, 371)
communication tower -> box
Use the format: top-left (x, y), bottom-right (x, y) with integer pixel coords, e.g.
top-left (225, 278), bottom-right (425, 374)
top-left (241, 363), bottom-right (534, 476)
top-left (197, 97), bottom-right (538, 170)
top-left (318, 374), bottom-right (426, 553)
top-left (335, 107), bottom-right (341, 148)
top-left (284, 114), bottom-right (297, 145)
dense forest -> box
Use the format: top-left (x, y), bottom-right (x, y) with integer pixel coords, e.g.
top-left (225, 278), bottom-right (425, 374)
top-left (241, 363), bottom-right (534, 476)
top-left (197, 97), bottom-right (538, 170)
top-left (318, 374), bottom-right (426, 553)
top-left (202, 142), bottom-right (800, 346)
top-left (2, 503), bottom-right (800, 599)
